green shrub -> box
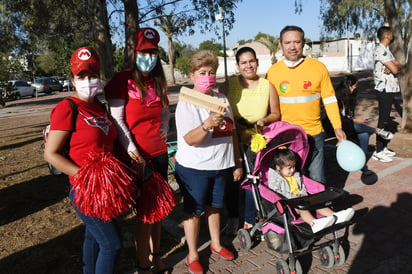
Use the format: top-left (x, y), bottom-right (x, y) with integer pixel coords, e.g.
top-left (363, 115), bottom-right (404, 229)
top-left (176, 57), bottom-right (190, 77)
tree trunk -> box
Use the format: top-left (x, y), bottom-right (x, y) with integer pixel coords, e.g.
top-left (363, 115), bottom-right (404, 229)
top-left (168, 36), bottom-right (176, 84)
top-left (384, 0), bottom-right (410, 129)
top-left (88, 0), bottom-right (114, 84)
top-left (406, 45), bottom-right (412, 123)
top-left (123, 0), bottom-right (139, 70)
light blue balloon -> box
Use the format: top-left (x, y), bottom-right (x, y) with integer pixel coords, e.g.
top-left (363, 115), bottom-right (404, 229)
top-left (336, 140), bottom-right (366, 172)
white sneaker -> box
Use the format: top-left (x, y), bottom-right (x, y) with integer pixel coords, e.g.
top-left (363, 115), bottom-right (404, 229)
top-left (383, 147), bottom-right (396, 157)
top-left (311, 216), bottom-right (336, 233)
top-left (372, 151), bottom-right (393, 162)
top-left (334, 208), bottom-right (355, 224)
top-left (377, 128), bottom-right (394, 140)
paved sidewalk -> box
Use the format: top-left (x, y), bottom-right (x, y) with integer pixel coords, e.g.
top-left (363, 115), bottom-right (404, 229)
top-left (143, 145), bottom-right (412, 274)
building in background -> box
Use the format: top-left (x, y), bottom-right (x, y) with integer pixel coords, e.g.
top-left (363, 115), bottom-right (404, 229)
top-left (207, 37), bottom-right (375, 79)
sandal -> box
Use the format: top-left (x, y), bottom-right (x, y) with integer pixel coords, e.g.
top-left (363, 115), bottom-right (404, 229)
top-left (150, 252), bottom-right (173, 274)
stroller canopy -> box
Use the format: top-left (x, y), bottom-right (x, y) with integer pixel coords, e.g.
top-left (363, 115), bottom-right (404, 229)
top-left (251, 121), bottom-right (309, 184)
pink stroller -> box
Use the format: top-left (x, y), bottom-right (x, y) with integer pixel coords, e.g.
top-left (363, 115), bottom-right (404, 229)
top-left (238, 121), bottom-right (352, 274)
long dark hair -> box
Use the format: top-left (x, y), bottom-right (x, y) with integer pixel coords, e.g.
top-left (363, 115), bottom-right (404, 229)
top-left (335, 75), bottom-right (358, 118)
top-left (131, 55), bottom-right (168, 107)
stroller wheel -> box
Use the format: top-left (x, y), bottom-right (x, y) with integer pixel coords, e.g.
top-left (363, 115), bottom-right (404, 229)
top-left (318, 246), bottom-right (334, 268)
top-left (275, 258), bottom-right (302, 274)
top-left (293, 259), bottom-right (302, 274)
top-left (237, 228), bottom-right (252, 250)
top-left (276, 259), bottom-right (290, 274)
top-left (334, 244), bottom-right (346, 266)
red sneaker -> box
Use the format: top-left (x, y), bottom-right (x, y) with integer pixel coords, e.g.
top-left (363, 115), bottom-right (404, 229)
top-left (210, 245), bottom-right (235, 261)
top-left (186, 256), bottom-right (203, 274)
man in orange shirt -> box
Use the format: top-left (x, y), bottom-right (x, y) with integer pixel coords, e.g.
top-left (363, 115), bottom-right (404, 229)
top-left (267, 25), bottom-right (346, 184)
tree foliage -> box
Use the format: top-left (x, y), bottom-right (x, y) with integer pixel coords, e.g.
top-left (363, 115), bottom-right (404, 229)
top-left (154, 9), bottom-right (193, 84)
top-left (0, 53), bottom-right (25, 81)
top-left (1, 0), bottom-right (242, 81)
top-left (1, 0), bottom-right (91, 78)
top-left (176, 56), bottom-right (190, 76)
top-left (135, 0), bottom-right (242, 38)
top-left (237, 39), bottom-right (253, 45)
top-left (254, 32), bottom-right (279, 63)
top-left (319, 0), bottom-right (385, 38)
top-left (199, 40), bottom-right (224, 56)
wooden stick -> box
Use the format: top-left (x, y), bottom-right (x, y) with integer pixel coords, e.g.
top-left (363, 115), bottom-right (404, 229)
top-left (178, 86), bottom-right (229, 115)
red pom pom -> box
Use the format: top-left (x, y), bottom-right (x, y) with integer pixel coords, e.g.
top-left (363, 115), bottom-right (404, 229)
top-left (135, 170), bottom-right (177, 224)
top-left (72, 151), bottom-right (137, 221)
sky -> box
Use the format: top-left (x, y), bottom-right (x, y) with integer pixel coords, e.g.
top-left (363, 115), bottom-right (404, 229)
top-left (153, 0), bottom-right (323, 49)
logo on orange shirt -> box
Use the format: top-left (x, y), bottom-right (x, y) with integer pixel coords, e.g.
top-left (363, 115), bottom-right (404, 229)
top-left (303, 81), bottom-right (312, 89)
top-left (279, 81), bottom-right (290, 93)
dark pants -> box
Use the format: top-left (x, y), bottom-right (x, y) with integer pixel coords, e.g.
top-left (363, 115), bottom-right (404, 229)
top-left (225, 178), bottom-right (256, 224)
top-left (303, 133), bottom-right (325, 185)
top-left (149, 152), bottom-right (169, 181)
top-left (376, 90), bottom-right (395, 152)
top-left (225, 144), bottom-right (257, 225)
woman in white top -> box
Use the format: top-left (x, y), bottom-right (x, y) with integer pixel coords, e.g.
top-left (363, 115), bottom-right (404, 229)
top-left (175, 50), bottom-right (242, 274)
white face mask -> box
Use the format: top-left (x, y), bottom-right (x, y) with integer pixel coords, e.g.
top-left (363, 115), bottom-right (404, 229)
top-left (284, 57), bottom-right (304, 68)
top-left (75, 79), bottom-right (101, 99)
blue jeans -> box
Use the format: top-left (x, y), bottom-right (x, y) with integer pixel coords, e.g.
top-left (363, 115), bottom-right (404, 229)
top-left (69, 186), bottom-right (122, 274)
top-left (304, 133), bottom-right (325, 184)
top-left (352, 122), bottom-right (375, 154)
top-left (244, 189), bottom-right (256, 224)
top-left (175, 162), bottom-right (230, 215)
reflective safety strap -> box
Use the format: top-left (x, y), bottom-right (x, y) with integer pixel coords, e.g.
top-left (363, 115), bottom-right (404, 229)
top-left (323, 95), bottom-right (337, 104)
top-left (278, 93), bottom-right (320, 104)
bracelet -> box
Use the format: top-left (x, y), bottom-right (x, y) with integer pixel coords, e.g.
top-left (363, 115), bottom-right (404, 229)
top-left (129, 153), bottom-right (144, 163)
top-left (201, 122), bottom-right (213, 132)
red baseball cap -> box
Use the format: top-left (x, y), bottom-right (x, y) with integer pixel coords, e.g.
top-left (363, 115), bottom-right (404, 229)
top-left (70, 47), bottom-right (100, 75)
top-left (134, 28), bottom-right (160, 51)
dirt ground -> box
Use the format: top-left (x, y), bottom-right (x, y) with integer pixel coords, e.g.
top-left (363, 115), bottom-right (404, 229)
top-left (1, 76), bottom-right (412, 273)
top-left (0, 98), bottom-right (181, 274)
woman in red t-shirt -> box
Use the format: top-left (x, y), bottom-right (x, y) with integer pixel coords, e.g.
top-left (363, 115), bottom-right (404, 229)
top-left (44, 47), bottom-right (136, 273)
top-left (104, 28), bottom-right (171, 273)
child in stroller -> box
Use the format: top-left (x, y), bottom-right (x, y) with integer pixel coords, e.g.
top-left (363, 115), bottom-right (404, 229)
top-left (238, 121), bottom-right (355, 273)
top-left (268, 147), bottom-right (354, 233)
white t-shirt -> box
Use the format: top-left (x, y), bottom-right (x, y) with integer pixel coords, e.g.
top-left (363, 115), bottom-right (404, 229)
top-left (373, 43), bottom-right (400, 93)
top-left (175, 91), bottom-right (235, 170)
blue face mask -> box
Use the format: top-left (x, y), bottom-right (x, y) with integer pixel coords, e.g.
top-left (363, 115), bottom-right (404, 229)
top-left (136, 53), bottom-right (158, 72)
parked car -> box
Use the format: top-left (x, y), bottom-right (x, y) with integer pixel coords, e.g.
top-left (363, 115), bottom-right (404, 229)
top-left (31, 77), bottom-right (63, 94)
top-left (9, 80), bottom-right (36, 99)
top-left (63, 79), bottom-right (74, 91)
